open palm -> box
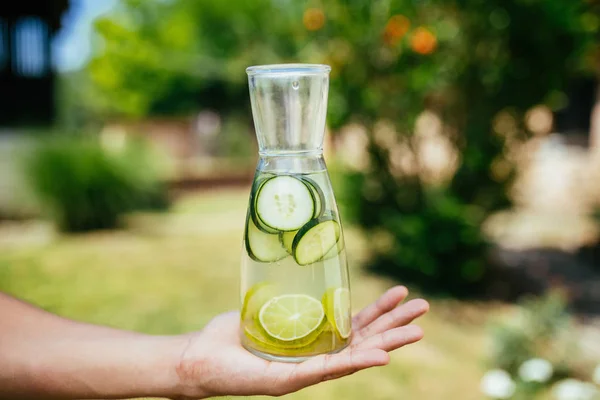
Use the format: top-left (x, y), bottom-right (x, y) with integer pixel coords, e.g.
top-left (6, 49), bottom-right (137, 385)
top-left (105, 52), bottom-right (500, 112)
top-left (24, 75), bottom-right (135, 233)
top-left (175, 286), bottom-right (429, 398)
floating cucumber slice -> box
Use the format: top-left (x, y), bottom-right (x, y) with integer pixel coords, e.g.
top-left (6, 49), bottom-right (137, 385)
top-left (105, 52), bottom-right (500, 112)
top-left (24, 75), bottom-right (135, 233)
top-left (255, 175), bottom-right (315, 232)
top-left (292, 216), bottom-right (341, 266)
top-left (300, 177), bottom-right (326, 219)
top-left (245, 217), bottom-right (288, 262)
top-left (321, 235), bottom-right (345, 261)
top-left (250, 177), bottom-right (279, 234)
top-left (279, 230), bottom-right (298, 255)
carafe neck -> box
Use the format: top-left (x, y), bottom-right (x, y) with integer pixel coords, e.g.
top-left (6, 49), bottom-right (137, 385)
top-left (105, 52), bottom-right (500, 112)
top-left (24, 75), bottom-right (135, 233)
top-left (247, 64), bottom-right (330, 154)
top-left (257, 153), bottom-right (326, 175)
top-left (258, 149), bottom-right (323, 157)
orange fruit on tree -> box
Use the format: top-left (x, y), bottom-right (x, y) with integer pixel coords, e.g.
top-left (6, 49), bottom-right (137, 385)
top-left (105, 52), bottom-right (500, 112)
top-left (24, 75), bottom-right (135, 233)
top-left (303, 8), bottom-right (325, 31)
top-left (411, 27), bottom-right (437, 55)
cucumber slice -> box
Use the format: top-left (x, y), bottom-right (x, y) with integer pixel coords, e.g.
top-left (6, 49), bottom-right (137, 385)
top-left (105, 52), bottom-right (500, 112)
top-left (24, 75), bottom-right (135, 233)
top-left (292, 217), bottom-right (341, 266)
top-left (320, 212), bottom-right (344, 261)
top-left (246, 217), bottom-right (288, 262)
top-left (250, 177), bottom-right (279, 234)
top-left (321, 236), bottom-right (345, 261)
top-left (279, 230), bottom-right (298, 255)
top-left (255, 175), bottom-right (315, 232)
top-left (300, 177), bottom-right (325, 219)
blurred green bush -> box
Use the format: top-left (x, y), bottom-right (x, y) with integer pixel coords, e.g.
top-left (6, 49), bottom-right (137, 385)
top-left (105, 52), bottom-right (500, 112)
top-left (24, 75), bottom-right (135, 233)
top-left (489, 293), bottom-right (572, 376)
top-left (483, 292), bottom-right (599, 399)
top-left (340, 172), bottom-right (488, 295)
top-left (24, 136), bottom-right (169, 232)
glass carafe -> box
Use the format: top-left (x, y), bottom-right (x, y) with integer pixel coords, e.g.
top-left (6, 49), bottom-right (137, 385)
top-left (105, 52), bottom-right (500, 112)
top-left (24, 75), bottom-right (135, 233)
top-left (240, 64), bottom-right (351, 362)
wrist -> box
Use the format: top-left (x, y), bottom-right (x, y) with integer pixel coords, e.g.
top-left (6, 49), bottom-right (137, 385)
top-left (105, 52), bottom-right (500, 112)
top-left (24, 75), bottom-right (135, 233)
top-left (153, 334), bottom-right (196, 399)
top-left (171, 333), bottom-right (212, 400)
top-left (111, 333), bottom-right (194, 399)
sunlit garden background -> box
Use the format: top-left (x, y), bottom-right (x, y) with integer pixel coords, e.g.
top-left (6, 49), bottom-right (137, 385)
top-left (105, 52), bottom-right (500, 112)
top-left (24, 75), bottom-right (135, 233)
top-left (1, 0), bottom-right (600, 399)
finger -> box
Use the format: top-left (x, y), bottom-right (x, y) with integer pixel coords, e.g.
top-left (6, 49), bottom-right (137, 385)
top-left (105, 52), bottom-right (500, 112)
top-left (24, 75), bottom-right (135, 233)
top-left (353, 324), bottom-right (424, 352)
top-left (357, 298), bottom-right (429, 341)
top-left (284, 349), bottom-right (389, 394)
top-left (352, 286), bottom-right (408, 331)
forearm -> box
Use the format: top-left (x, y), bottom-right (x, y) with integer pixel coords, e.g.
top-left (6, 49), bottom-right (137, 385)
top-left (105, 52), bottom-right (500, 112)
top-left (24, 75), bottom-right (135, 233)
top-left (0, 293), bottom-right (188, 399)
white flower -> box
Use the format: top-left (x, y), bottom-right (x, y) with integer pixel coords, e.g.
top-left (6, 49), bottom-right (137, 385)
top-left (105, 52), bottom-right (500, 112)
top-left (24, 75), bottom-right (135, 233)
top-left (518, 358), bottom-right (554, 383)
top-left (552, 379), bottom-right (598, 400)
top-left (593, 364), bottom-right (600, 385)
top-left (481, 369), bottom-right (517, 399)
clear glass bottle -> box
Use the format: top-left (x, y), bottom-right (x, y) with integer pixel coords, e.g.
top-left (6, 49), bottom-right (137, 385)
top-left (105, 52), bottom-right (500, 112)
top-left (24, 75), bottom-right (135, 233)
top-left (240, 64), bottom-right (351, 362)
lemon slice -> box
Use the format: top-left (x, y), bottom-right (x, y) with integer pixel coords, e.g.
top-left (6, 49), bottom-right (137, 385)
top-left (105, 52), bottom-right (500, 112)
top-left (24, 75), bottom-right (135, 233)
top-left (241, 282), bottom-right (277, 320)
top-left (258, 294), bottom-right (325, 346)
top-left (323, 287), bottom-right (352, 339)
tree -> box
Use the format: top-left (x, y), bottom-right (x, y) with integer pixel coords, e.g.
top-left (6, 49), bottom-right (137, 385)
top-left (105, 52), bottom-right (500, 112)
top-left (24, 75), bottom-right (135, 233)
top-left (87, 0), bottom-right (600, 295)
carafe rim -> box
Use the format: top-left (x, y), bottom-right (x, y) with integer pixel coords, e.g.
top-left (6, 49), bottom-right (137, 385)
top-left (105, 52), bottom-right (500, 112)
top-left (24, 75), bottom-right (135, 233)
top-left (246, 63), bottom-right (331, 76)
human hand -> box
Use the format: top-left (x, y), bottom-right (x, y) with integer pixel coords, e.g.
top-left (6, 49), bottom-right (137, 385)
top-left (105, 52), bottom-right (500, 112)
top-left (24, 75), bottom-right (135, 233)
top-left (175, 286), bottom-right (429, 398)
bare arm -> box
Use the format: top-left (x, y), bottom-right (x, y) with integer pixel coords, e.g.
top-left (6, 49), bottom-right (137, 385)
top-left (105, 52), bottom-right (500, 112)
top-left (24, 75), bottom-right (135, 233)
top-left (0, 286), bottom-right (428, 399)
top-left (0, 292), bottom-right (185, 398)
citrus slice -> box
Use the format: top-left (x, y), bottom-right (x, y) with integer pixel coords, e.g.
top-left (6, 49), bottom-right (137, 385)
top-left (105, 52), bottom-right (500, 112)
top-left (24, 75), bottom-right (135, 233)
top-left (244, 323), bottom-right (273, 347)
top-left (244, 323), bottom-right (310, 351)
top-left (258, 294), bottom-right (325, 346)
top-left (241, 282), bottom-right (277, 320)
top-left (323, 288), bottom-right (352, 339)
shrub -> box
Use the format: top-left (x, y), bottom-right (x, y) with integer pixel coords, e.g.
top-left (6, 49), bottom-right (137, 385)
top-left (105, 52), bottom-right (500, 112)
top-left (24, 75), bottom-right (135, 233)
top-left (340, 170), bottom-right (488, 297)
top-left (482, 292), bottom-right (600, 399)
top-left (24, 135), bottom-right (169, 232)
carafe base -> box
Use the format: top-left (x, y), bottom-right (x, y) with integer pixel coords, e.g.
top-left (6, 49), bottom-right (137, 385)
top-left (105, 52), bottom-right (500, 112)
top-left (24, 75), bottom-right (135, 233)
top-left (242, 341), bottom-right (350, 363)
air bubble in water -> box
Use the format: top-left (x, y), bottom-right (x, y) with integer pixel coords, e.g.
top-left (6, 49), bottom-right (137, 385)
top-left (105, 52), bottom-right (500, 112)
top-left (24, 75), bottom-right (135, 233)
top-left (292, 81), bottom-right (299, 90)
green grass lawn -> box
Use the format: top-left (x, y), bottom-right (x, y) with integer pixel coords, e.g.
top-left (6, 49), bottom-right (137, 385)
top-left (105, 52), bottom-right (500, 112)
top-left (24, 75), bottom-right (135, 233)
top-left (0, 188), bottom-right (492, 400)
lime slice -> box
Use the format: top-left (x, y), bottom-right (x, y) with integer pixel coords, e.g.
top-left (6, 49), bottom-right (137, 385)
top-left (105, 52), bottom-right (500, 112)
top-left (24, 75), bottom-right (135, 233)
top-left (258, 294), bottom-right (325, 346)
top-left (244, 322), bottom-right (308, 351)
top-left (244, 323), bottom-right (272, 347)
top-left (241, 282), bottom-right (277, 320)
top-left (323, 288), bottom-right (352, 339)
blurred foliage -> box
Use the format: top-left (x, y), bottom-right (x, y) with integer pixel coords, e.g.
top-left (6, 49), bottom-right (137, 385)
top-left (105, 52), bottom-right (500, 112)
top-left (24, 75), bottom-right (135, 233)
top-left (339, 174), bottom-right (488, 294)
top-left (486, 292), bottom-right (598, 399)
top-left (490, 292), bottom-right (572, 375)
top-left (24, 136), bottom-right (169, 232)
top-left (86, 0), bottom-right (600, 294)
top-left (335, 0), bottom-right (599, 295)
top-left (215, 113), bottom-right (257, 161)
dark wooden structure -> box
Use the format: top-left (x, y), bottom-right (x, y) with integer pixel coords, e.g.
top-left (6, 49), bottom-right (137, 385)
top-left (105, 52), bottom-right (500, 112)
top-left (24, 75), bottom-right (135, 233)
top-left (0, 0), bottom-right (69, 126)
